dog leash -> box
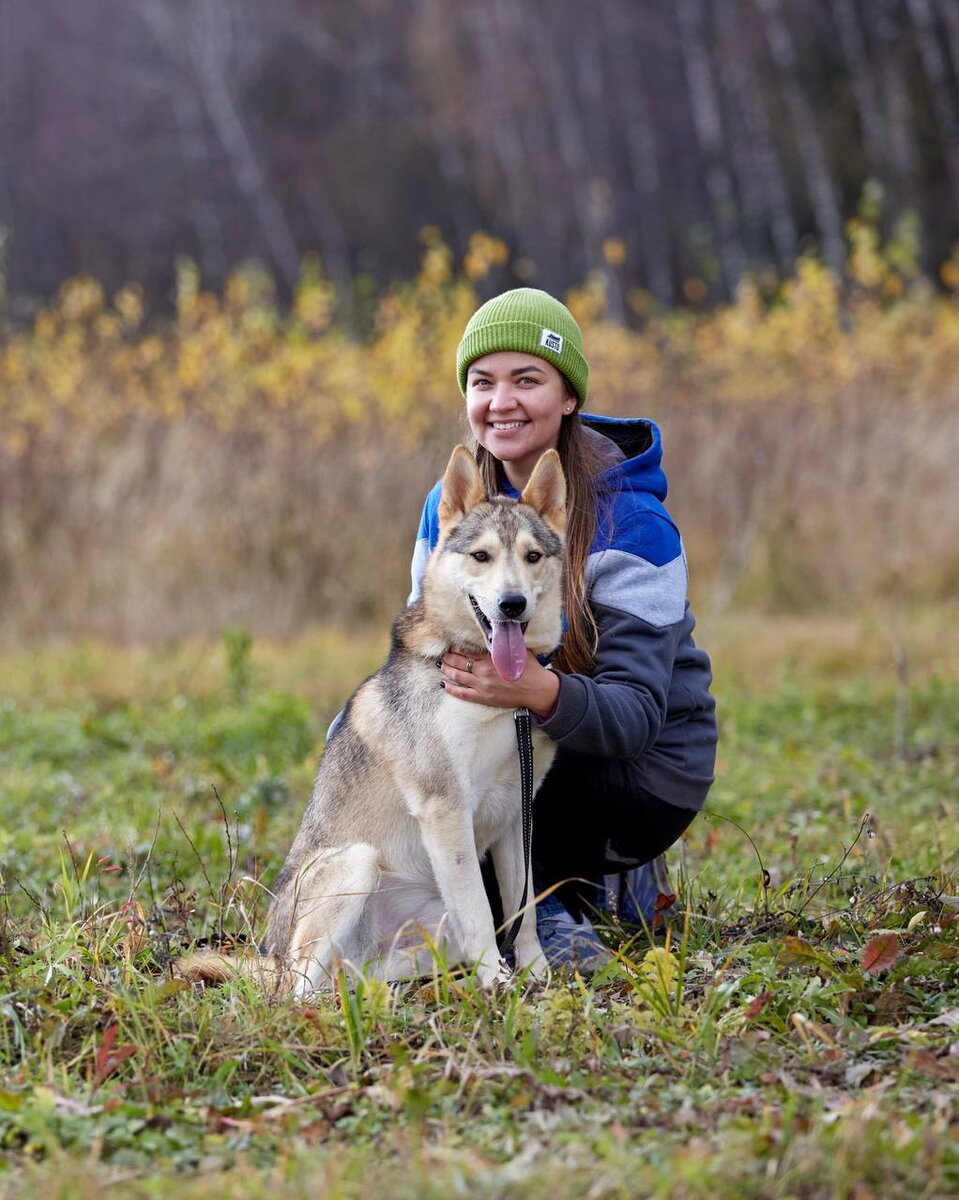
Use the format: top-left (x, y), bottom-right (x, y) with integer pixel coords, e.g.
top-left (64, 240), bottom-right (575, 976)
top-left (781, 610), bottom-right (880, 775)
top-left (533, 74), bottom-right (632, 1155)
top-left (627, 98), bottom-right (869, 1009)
top-left (498, 707), bottom-right (534, 958)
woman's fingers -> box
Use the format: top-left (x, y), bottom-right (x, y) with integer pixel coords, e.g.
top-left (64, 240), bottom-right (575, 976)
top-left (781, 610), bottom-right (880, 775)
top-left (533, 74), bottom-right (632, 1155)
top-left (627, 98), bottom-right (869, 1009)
top-left (440, 649), bottom-right (490, 675)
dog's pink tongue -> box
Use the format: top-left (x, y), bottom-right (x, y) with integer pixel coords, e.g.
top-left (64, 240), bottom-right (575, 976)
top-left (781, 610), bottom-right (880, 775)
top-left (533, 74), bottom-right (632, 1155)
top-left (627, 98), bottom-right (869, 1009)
top-left (490, 621), bottom-right (527, 682)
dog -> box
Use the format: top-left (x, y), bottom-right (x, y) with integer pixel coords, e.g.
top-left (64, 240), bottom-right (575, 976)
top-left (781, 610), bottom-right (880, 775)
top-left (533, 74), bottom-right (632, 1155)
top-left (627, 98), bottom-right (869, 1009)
top-left (180, 445), bottom-right (566, 994)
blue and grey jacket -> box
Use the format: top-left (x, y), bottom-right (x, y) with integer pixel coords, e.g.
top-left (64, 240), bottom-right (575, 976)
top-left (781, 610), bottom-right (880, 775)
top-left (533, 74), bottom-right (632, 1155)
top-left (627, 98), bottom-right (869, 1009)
top-left (410, 415), bottom-right (717, 811)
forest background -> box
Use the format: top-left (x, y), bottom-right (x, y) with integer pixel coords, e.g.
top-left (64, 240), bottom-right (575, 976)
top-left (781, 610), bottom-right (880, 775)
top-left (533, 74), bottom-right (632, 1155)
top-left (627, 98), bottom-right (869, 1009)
top-left (1, 0), bottom-right (959, 642)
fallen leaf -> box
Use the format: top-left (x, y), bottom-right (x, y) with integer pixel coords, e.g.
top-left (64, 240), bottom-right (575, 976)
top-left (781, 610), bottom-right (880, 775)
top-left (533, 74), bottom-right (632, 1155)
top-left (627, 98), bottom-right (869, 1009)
top-left (778, 936), bottom-right (831, 969)
top-left (92, 1024), bottom-right (138, 1089)
top-left (654, 893), bottom-right (677, 913)
top-left (905, 1049), bottom-right (959, 1081)
top-left (862, 933), bottom-right (899, 975)
top-left (745, 992), bottom-right (773, 1020)
top-left (146, 978), bottom-right (191, 1004)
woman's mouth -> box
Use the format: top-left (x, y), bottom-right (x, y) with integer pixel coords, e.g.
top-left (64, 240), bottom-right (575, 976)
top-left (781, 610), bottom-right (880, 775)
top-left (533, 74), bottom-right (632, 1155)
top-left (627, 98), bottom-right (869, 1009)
top-left (489, 420), bottom-right (529, 431)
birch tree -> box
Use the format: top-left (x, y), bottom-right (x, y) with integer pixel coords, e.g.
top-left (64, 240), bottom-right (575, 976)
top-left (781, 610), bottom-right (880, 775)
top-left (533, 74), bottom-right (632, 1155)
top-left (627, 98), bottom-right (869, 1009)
top-left (716, 0), bottom-right (798, 272)
top-left (904, 0), bottom-right (959, 203)
top-left (677, 0), bottom-right (747, 295)
top-left (754, 0), bottom-right (846, 272)
top-left (827, 0), bottom-right (885, 171)
top-left (137, 0), bottom-right (300, 288)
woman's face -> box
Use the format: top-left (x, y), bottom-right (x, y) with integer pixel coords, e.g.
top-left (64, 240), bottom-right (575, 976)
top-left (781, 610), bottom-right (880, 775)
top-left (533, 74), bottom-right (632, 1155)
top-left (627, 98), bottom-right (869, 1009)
top-left (465, 351), bottom-right (575, 489)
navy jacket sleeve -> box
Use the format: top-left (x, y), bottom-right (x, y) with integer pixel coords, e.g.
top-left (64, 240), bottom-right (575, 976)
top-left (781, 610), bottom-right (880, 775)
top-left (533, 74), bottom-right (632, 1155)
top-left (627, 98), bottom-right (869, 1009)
top-left (537, 510), bottom-right (689, 759)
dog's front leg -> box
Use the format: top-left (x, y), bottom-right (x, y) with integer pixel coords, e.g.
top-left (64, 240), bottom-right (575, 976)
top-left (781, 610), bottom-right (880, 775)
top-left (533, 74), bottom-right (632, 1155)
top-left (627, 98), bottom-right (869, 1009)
top-left (413, 796), bottom-right (510, 987)
top-left (490, 816), bottom-right (547, 980)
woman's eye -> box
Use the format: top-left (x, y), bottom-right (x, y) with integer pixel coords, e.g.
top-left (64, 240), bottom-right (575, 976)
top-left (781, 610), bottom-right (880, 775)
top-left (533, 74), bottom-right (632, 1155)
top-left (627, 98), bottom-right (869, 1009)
top-left (471, 550), bottom-right (490, 563)
top-left (526, 551), bottom-right (542, 564)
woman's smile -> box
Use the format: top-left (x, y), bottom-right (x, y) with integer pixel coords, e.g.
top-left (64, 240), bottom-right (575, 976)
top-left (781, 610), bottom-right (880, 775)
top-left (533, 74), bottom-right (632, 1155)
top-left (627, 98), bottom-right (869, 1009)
top-left (466, 350), bottom-right (572, 490)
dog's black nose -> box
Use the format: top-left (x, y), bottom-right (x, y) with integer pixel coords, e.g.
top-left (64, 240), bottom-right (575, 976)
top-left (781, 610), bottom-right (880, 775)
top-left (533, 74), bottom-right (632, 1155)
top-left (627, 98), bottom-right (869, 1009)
top-left (498, 593), bottom-right (527, 620)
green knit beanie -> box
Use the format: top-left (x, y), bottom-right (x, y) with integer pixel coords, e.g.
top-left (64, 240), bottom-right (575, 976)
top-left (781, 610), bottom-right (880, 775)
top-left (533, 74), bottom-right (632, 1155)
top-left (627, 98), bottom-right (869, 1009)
top-left (456, 288), bottom-right (589, 405)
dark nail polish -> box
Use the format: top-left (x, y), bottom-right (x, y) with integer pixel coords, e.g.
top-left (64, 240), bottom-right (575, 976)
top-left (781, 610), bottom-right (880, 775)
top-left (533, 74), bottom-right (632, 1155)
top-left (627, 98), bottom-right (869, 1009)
top-left (435, 658), bottom-right (443, 668)
top-left (439, 680), bottom-right (446, 689)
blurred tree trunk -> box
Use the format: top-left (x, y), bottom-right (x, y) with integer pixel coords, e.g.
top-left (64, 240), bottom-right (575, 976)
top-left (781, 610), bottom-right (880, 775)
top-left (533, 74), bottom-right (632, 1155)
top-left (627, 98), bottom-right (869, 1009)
top-left (138, 0), bottom-right (300, 289)
top-left (940, 0), bottom-right (959, 78)
top-left (0, 2), bottom-right (13, 297)
top-left (169, 86), bottom-right (227, 283)
top-left (904, 0), bottom-right (959, 202)
top-left (600, 0), bottom-right (674, 304)
top-left (716, 0), bottom-right (797, 273)
top-left (876, 0), bottom-right (920, 206)
top-left (465, 5), bottom-right (535, 250)
top-left (827, 0), bottom-right (886, 171)
top-left (512, 0), bottom-right (597, 277)
top-left (676, 0), bottom-right (746, 296)
top-left (755, 0), bottom-right (845, 273)
top-left (188, 0), bottom-right (300, 288)
top-left (573, 34), bottom-right (626, 318)
top-left (408, 2), bottom-right (482, 253)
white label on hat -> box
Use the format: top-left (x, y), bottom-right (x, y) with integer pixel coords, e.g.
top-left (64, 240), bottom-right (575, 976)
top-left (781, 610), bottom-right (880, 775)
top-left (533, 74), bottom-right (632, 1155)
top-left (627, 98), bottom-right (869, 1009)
top-left (540, 328), bottom-right (563, 354)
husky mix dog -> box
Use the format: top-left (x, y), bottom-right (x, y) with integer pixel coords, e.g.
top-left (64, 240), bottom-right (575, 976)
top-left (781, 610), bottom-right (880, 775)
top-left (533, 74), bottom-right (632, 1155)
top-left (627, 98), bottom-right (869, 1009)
top-left (183, 445), bottom-right (567, 994)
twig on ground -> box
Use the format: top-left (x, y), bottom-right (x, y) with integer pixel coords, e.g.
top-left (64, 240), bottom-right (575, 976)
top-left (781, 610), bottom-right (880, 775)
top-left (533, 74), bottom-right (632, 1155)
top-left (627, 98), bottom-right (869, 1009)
top-left (794, 812), bottom-right (871, 919)
top-left (703, 811), bottom-right (771, 914)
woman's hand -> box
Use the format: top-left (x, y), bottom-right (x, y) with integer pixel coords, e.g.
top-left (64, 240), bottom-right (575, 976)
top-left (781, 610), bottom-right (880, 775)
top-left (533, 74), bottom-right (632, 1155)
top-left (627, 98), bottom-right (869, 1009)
top-left (438, 648), bottom-right (560, 719)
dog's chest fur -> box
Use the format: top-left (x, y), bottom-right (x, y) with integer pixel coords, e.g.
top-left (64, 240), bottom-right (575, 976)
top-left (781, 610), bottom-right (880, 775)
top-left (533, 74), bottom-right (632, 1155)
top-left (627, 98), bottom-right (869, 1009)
top-left (436, 694), bottom-right (552, 844)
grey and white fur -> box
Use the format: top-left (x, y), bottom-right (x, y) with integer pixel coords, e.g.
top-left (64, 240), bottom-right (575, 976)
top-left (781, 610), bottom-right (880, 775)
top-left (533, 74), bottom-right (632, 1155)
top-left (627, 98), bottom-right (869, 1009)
top-left (181, 445), bottom-right (566, 994)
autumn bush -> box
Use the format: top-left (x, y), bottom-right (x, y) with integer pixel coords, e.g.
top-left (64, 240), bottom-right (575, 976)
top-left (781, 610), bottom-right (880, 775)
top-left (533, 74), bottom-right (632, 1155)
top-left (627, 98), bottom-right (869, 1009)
top-left (2, 223), bottom-right (959, 643)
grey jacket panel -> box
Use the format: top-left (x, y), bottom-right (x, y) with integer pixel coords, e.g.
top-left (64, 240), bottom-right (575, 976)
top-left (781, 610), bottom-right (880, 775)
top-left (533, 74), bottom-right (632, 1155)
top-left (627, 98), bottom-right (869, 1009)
top-left (538, 600), bottom-right (716, 810)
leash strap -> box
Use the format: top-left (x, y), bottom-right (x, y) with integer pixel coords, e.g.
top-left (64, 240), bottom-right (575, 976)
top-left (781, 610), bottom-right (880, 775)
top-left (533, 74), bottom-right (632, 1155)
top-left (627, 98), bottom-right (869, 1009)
top-left (498, 707), bottom-right (534, 958)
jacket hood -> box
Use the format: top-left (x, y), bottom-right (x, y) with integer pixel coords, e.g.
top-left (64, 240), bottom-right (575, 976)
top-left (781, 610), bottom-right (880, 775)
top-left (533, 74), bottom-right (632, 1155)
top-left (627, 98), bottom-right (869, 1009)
top-left (583, 414), bottom-right (668, 503)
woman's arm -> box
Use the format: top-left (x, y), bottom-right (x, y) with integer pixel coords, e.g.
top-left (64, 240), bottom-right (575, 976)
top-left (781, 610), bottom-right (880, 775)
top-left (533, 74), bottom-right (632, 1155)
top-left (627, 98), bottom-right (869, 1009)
top-left (536, 514), bottom-right (691, 758)
top-left (535, 600), bottom-right (686, 757)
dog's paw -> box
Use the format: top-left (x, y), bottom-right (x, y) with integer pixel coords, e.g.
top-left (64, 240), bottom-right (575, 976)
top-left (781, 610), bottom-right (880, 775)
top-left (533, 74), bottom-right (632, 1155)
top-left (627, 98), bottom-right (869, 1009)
top-left (476, 958), bottom-right (513, 989)
top-left (512, 950), bottom-right (549, 986)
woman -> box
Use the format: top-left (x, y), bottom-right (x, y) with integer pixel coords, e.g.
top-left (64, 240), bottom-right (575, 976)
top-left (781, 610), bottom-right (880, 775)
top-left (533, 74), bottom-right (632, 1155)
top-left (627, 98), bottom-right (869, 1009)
top-left (409, 288), bottom-right (717, 968)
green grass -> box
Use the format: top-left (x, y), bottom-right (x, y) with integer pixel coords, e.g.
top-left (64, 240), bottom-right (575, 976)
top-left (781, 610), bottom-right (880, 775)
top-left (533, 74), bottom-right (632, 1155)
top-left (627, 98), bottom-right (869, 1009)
top-left (1, 611), bottom-right (958, 1198)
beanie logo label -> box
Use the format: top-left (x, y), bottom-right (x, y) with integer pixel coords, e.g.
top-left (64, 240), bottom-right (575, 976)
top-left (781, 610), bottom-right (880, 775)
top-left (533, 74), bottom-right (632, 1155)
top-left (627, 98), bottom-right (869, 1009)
top-left (540, 328), bottom-right (564, 354)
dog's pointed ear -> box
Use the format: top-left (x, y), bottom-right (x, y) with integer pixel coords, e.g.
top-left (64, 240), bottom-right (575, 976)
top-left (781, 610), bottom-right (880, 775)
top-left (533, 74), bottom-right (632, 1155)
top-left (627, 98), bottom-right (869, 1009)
top-left (521, 449), bottom-right (566, 535)
top-left (438, 445), bottom-right (486, 529)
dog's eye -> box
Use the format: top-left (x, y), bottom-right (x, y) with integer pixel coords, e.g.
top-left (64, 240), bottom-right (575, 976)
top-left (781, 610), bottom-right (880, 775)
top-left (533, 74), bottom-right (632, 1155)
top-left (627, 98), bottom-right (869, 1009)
top-left (526, 551), bottom-right (542, 564)
top-left (471, 550), bottom-right (490, 563)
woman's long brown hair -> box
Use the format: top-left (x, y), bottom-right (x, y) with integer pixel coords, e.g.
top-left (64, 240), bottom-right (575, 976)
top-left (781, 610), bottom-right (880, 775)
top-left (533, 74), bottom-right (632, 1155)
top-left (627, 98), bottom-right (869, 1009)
top-left (474, 401), bottom-right (604, 676)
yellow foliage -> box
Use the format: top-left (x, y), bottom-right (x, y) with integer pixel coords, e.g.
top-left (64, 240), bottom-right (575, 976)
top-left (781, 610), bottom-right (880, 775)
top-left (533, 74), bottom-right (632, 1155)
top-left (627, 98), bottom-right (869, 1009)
top-left (1, 228), bottom-right (959, 471)
top-left (463, 231), bottom-right (510, 280)
top-left (636, 945), bottom-right (679, 1004)
top-left (602, 237), bottom-right (627, 268)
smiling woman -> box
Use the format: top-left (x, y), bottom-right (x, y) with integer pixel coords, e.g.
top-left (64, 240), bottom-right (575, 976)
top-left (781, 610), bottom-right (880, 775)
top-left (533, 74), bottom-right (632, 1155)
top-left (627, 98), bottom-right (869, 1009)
top-left (464, 353), bottom-right (575, 491)
top-left (410, 288), bottom-right (718, 971)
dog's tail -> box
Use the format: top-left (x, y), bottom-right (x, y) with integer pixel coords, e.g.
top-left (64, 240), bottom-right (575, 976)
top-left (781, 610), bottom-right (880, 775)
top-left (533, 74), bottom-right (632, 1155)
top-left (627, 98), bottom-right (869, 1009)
top-left (175, 950), bottom-right (287, 993)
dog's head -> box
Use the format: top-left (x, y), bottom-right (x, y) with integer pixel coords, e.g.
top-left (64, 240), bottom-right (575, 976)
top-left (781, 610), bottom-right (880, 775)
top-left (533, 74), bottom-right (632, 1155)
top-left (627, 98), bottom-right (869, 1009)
top-left (425, 445), bottom-right (566, 681)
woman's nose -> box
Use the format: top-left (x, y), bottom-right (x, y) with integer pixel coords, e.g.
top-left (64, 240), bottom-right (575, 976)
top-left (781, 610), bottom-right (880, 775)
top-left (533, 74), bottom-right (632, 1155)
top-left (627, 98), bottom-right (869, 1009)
top-left (488, 384), bottom-right (517, 410)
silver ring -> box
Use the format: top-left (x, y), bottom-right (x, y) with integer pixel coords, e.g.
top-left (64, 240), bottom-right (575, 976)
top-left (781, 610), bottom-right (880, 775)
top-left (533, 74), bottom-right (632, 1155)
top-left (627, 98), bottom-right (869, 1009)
top-left (466, 658), bottom-right (474, 673)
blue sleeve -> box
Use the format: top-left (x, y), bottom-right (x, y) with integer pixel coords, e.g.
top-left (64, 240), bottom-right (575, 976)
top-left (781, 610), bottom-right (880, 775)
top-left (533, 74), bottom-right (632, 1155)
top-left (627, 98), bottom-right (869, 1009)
top-left (408, 480), bottom-right (443, 603)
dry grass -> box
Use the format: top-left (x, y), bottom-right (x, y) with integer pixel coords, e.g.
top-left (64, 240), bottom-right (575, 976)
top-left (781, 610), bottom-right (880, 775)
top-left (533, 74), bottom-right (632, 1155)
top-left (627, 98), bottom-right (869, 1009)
top-left (3, 230), bottom-right (959, 644)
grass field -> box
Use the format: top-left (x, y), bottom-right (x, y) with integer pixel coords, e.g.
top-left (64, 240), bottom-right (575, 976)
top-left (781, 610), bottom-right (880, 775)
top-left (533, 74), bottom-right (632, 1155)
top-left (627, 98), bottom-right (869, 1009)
top-left (1, 608), bottom-right (958, 1198)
